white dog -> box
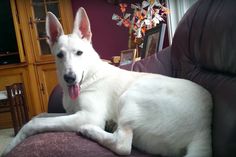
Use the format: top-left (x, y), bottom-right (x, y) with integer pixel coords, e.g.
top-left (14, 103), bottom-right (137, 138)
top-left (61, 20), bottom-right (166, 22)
top-left (2, 8), bottom-right (212, 157)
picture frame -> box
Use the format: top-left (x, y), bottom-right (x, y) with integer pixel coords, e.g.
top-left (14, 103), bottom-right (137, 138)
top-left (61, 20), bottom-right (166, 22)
top-left (141, 23), bottom-right (166, 59)
top-left (119, 49), bottom-right (137, 66)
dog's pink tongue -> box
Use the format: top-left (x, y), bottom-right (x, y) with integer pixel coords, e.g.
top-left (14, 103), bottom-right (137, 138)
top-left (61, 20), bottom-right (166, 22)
top-left (68, 84), bottom-right (80, 100)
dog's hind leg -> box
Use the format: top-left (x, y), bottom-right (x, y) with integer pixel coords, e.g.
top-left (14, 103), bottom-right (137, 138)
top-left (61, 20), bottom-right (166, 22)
top-left (184, 130), bottom-right (212, 157)
top-left (79, 124), bottom-right (133, 155)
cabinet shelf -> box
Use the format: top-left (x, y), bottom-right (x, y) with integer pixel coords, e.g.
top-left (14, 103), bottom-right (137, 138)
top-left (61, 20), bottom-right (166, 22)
top-left (0, 52), bottom-right (18, 57)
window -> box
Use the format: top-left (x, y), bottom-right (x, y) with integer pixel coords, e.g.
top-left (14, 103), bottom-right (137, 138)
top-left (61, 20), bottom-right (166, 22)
top-left (166, 0), bottom-right (197, 43)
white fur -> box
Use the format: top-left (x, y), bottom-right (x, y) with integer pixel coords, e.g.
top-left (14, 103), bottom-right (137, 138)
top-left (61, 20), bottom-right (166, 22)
top-left (2, 8), bottom-right (212, 157)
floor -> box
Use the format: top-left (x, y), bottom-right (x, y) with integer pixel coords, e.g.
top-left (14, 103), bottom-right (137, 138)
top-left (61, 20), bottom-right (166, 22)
top-left (0, 128), bottom-right (14, 155)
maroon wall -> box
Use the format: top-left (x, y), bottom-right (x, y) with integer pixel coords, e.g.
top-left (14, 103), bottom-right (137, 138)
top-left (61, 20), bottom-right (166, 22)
top-left (71, 0), bottom-right (129, 60)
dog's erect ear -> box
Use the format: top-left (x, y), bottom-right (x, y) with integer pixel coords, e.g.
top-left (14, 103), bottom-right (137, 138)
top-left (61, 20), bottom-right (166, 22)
top-left (73, 7), bottom-right (92, 42)
top-left (46, 12), bottom-right (64, 46)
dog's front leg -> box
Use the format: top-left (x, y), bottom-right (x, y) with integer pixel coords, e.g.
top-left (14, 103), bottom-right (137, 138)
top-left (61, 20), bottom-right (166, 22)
top-left (2, 111), bottom-right (97, 156)
top-left (79, 124), bottom-right (133, 155)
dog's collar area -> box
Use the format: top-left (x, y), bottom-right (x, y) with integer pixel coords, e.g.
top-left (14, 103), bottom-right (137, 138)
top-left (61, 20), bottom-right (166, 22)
top-left (79, 64), bottom-right (112, 90)
top-left (79, 71), bottom-right (84, 86)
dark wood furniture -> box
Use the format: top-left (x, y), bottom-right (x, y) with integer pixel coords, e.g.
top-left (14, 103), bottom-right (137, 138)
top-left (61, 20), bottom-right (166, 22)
top-left (6, 83), bottom-right (29, 135)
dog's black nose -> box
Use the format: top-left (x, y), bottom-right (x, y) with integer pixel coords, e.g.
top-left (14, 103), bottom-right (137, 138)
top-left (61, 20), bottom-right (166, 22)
top-left (64, 72), bottom-right (76, 84)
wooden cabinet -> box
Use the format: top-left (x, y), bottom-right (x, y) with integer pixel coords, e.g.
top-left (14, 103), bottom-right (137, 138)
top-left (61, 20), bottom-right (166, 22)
top-left (18, 0), bottom-right (73, 113)
top-left (23, 0), bottom-right (73, 62)
top-left (36, 63), bottom-right (58, 112)
top-left (0, 0), bottom-right (73, 128)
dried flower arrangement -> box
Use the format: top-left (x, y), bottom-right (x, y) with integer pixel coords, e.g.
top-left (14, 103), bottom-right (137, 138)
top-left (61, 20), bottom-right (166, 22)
top-left (112, 0), bottom-right (169, 47)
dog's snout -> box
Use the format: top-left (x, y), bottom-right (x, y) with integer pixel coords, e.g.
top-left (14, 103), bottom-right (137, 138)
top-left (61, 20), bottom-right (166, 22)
top-left (64, 72), bottom-right (76, 84)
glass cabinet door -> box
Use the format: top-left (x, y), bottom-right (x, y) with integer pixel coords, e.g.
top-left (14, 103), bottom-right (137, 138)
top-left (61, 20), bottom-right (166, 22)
top-left (0, 0), bottom-right (25, 65)
top-left (30, 0), bottom-right (61, 61)
top-left (28, 0), bottom-right (73, 62)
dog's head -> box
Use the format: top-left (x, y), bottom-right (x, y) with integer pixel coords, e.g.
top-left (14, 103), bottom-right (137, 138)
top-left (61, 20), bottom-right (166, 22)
top-left (46, 8), bottom-right (99, 100)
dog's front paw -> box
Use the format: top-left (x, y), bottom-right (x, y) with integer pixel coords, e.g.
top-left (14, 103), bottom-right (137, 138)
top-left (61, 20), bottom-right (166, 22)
top-left (77, 124), bottom-right (101, 141)
top-left (78, 124), bottom-right (94, 138)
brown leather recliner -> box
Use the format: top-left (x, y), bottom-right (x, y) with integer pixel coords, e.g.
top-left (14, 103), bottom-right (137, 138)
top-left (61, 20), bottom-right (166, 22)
top-left (5, 0), bottom-right (236, 157)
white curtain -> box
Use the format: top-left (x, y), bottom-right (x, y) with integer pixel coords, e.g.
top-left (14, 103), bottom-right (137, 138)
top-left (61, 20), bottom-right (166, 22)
top-left (166, 0), bottom-right (197, 44)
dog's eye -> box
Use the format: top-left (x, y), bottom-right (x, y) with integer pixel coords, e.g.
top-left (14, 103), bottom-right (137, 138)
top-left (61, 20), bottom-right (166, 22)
top-left (57, 52), bottom-right (64, 59)
top-left (76, 50), bottom-right (83, 56)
